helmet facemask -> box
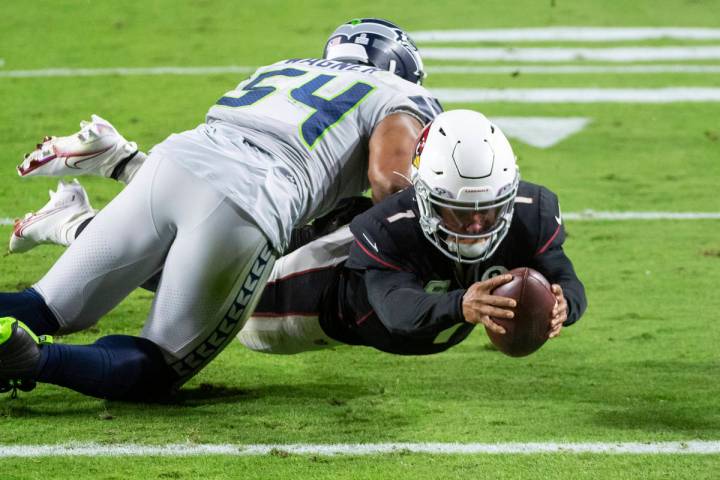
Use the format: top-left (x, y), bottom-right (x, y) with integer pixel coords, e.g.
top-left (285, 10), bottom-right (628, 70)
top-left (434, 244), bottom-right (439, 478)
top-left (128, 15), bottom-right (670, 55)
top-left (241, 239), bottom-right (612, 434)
top-left (415, 173), bottom-right (519, 264)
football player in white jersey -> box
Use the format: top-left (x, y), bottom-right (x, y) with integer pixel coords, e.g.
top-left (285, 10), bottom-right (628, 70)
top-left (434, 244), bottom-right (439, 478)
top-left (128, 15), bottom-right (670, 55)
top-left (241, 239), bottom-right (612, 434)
top-left (0, 18), bottom-right (442, 400)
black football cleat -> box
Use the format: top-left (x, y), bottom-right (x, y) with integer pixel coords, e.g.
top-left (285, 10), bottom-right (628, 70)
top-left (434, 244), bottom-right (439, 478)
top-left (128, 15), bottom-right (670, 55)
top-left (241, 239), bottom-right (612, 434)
top-left (0, 317), bottom-right (52, 398)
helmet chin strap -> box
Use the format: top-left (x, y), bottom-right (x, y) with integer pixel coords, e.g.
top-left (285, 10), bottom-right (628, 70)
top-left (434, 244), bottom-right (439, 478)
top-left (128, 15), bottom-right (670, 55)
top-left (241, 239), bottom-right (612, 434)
top-left (392, 170), bottom-right (413, 187)
top-left (446, 237), bottom-right (490, 259)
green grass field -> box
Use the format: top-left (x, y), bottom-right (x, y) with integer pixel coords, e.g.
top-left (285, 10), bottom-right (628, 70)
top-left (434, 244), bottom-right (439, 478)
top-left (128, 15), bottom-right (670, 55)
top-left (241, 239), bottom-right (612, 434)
top-left (1, 0), bottom-right (719, 478)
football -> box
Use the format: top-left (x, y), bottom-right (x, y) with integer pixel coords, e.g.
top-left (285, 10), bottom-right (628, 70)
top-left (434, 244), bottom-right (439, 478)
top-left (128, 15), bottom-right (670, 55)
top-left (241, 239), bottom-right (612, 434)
top-left (485, 267), bottom-right (556, 357)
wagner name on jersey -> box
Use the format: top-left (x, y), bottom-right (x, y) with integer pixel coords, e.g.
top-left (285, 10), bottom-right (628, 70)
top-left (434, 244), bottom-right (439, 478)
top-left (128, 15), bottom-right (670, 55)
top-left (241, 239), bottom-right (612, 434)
top-left (152, 58), bottom-right (442, 250)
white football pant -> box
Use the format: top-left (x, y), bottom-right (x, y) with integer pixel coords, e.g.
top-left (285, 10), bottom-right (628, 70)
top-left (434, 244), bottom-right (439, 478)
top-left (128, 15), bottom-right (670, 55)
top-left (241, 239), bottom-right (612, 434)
top-left (34, 154), bottom-right (276, 382)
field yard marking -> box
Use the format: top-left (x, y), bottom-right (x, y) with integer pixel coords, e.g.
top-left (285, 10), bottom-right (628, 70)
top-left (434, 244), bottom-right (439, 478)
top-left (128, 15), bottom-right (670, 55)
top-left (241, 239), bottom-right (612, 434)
top-left (429, 64), bottom-right (720, 74)
top-left (420, 46), bottom-right (720, 62)
top-left (412, 27), bottom-right (720, 43)
top-left (3, 64), bottom-right (720, 79)
top-left (0, 441), bottom-right (719, 457)
top-left (433, 87), bottom-right (720, 103)
top-left (0, 66), bottom-right (256, 78)
top-left (563, 211), bottom-right (720, 221)
top-left (491, 117), bottom-right (590, 148)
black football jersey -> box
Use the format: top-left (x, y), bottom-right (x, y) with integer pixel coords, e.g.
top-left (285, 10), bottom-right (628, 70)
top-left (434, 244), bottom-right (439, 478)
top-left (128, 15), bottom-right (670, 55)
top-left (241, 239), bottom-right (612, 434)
top-left (319, 182), bottom-right (586, 355)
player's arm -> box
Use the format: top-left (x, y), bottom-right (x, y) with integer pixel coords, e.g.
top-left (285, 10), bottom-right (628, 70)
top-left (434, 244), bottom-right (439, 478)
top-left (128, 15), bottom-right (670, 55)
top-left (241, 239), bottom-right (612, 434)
top-left (532, 247), bottom-right (586, 327)
top-left (529, 188), bottom-right (587, 334)
top-left (363, 269), bottom-right (515, 338)
top-left (349, 212), bottom-right (466, 337)
top-left (461, 275), bottom-right (517, 334)
top-left (363, 268), bottom-right (466, 337)
top-left (367, 112), bottom-right (423, 203)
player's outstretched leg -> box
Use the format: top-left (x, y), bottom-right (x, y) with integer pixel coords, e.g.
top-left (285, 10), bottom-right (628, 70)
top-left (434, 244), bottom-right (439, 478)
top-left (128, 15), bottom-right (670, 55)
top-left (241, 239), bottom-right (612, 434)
top-left (6, 177), bottom-right (163, 291)
top-left (9, 179), bottom-right (96, 254)
top-left (0, 154), bottom-right (176, 389)
top-left (17, 114), bottom-right (147, 184)
top-left (0, 315), bottom-right (176, 400)
top-left (36, 334), bottom-right (177, 400)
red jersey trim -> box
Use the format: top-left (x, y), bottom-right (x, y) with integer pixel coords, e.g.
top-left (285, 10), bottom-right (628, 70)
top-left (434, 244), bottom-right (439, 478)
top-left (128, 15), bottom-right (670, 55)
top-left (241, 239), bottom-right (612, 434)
top-left (535, 224), bottom-right (561, 256)
top-left (354, 239), bottom-right (404, 271)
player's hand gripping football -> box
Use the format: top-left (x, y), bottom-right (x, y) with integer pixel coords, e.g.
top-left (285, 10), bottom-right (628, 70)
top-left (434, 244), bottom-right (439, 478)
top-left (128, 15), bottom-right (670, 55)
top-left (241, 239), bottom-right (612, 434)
top-left (462, 274), bottom-right (516, 335)
top-left (548, 284), bottom-right (567, 339)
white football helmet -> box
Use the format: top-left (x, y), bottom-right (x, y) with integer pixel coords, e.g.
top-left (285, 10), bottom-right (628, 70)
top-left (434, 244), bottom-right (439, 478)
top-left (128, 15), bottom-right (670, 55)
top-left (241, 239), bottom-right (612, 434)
top-left (412, 110), bottom-right (519, 264)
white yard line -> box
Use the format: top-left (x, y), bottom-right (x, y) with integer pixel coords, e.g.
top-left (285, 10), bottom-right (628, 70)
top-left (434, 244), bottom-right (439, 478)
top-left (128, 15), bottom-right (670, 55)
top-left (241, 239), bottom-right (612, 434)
top-left (420, 46), bottom-right (720, 62)
top-left (433, 87), bottom-right (720, 103)
top-left (412, 27), bottom-right (720, 43)
top-left (5, 68), bottom-right (720, 103)
top-left (3, 64), bottom-right (720, 79)
top-left (0, 441), bottom-right (718, 457)
top-left (563, 211), bottom-right (720, 221)
top-left (0, 66), bottom-right (256, 78)
top-left (429, 64), bottom-right (720, 74)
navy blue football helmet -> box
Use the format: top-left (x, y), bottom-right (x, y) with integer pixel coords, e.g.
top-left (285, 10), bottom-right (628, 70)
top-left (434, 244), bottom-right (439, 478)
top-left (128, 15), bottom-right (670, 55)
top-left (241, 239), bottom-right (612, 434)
top-left (323, 18), bottom-right (426, 85)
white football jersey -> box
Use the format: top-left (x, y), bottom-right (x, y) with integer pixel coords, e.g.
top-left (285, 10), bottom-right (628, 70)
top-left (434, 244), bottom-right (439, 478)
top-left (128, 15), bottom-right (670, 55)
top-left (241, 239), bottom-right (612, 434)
top-left (157, 58), bottom-right (441, 249)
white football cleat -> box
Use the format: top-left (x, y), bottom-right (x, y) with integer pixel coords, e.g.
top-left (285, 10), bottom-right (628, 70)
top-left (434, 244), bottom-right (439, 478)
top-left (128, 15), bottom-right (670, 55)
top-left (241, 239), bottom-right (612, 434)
top-left (9, 180), bottom-right (97, 254)
top-left (17, 114), bottom-right (138, 179)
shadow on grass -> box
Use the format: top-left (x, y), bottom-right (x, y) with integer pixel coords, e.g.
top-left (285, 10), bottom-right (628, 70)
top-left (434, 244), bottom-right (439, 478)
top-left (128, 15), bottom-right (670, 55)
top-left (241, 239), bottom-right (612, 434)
top-left (1, 381), bottom-right (372, 414)
top-left (593, 407), bottom-right (720, 435)
top-left (169, 380), bottom-right (376, 405)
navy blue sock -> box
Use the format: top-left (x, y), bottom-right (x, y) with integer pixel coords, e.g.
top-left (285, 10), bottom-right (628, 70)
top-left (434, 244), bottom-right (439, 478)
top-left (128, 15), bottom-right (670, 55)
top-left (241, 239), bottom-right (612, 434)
top-left (36, 335), bottom-right (178, 401)
top-left (0, 288), bottom-right (59, 335)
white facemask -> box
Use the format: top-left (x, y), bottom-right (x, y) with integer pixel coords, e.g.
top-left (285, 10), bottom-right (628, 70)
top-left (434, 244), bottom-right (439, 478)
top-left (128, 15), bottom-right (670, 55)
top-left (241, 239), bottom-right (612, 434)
top-left (446, 237), bottom-right (490, 259)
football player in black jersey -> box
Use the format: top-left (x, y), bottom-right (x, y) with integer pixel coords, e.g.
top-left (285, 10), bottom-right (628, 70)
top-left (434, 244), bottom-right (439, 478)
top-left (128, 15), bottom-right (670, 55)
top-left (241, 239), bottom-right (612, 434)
top-left (1, 109), bottom-right (585, 400)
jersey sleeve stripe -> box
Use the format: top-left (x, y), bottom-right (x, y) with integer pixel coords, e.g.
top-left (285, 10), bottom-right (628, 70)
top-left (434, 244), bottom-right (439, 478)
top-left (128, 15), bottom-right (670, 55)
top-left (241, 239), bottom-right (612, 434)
top-left (356, 309), bottom-right (375, 325)
top-left (534, 224), bottom-right (562, 256)
top-left (353, 239), bottom-right (404, 271)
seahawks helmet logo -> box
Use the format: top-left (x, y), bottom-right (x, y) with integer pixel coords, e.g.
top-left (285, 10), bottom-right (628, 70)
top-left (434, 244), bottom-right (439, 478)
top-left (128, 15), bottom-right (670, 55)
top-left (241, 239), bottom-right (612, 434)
top-left (395, 30), bottom-right (418, 51)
